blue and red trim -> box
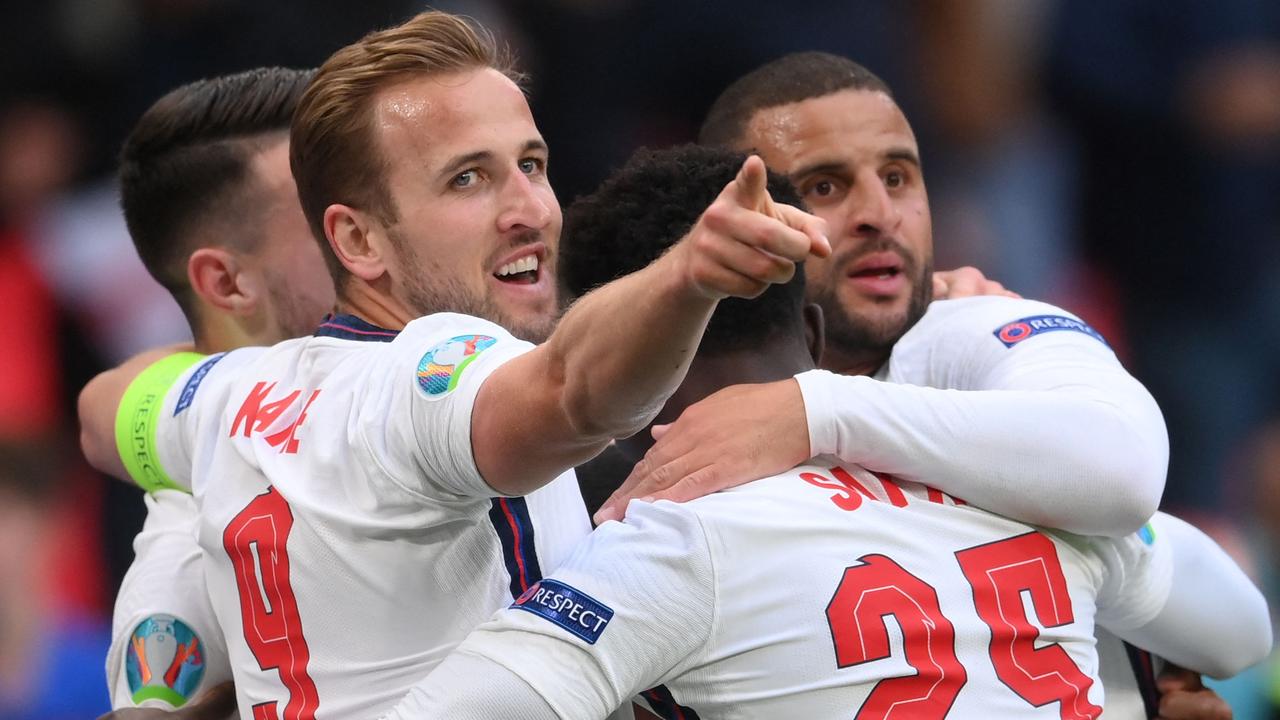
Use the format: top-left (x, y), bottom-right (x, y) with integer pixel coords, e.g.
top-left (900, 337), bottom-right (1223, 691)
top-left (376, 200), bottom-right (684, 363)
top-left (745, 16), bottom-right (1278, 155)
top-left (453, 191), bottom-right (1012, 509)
top-left (488, 497), bottom-right (543, 598)
top-left (643, 685), bottom-right (701, 720)
top-left (314, 313), bottom-right (398, 343)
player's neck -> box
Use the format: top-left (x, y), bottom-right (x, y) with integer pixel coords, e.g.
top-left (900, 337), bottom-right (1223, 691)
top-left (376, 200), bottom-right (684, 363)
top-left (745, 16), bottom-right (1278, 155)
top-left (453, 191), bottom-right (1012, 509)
top-left (818, 345), bottom-right (888, 377)
top-left (335, 280), bottom-right (416, 332)
top-left (195, 309), bottom-right (269, 353)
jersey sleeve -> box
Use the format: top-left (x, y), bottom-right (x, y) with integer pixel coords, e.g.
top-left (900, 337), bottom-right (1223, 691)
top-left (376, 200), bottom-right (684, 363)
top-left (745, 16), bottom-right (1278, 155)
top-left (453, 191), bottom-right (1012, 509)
top-left (1090, 518), bottom-right (1174, 632)
top-left (383, 499), bottom-right (717, 719)
top-left (107, 490), bottom-right (232, 709)
top-left (115, 350), bottom-right (255, 493)
top-left (1099, 512), bottom-right (1272, 679)
top-left (796, 296), bottom-right (1167, 536)
top-left (357, 313), bottom-right (535, 499)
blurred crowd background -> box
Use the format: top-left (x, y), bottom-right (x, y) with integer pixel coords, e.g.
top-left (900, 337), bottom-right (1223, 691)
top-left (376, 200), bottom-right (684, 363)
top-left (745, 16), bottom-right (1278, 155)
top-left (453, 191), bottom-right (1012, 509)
top-left (1, 0), bottom-right (1277, 717)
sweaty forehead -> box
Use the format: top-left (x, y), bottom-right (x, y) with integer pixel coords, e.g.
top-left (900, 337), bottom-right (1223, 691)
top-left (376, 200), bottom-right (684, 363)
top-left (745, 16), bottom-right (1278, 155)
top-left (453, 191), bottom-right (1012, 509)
top-left (742, 89), bottom-right (915, 174)
top-left (372, 69), bottom-right (537, 169)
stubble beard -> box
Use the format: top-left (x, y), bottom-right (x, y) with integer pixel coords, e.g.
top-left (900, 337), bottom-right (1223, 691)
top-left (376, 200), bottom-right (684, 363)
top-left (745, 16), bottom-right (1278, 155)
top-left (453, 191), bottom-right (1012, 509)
top-left (392, 232), bottom-right (560, 343)
top-left (816, 256), bottom-right (933, 370)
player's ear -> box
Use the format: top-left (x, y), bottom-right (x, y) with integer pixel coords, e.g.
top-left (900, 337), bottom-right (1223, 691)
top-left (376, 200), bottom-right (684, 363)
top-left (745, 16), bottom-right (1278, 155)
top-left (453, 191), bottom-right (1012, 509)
top-left (803, 302), bottom-right (825, 367)
top-left (325, 204), bottom-right (389, 282)
top-left (189, 247), bottom-right (257, 317)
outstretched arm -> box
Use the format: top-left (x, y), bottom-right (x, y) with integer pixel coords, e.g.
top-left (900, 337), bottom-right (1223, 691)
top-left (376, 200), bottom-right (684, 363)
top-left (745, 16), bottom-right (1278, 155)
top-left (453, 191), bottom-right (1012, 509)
top-left (475, 156), bottom-right (828, 494)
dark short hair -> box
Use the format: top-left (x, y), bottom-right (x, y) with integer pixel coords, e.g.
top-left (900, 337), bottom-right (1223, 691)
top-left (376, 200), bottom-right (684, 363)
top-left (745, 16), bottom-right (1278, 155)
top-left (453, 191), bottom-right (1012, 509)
top-left (119, 66), bottom-right (314, 323)
top-left (560, 144), bottom-right (806, 355)
top-left (699, 52), bottom-right (892, 149)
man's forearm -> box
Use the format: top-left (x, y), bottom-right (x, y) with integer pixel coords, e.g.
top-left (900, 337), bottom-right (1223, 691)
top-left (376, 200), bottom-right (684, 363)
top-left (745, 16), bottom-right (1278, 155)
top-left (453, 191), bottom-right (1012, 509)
top-left (798, 371), bottom-right (1167, 536)
top-left (79, 343), bottom-right (197, 482)
top-left (1113, 512), bottom-right (1271, 679)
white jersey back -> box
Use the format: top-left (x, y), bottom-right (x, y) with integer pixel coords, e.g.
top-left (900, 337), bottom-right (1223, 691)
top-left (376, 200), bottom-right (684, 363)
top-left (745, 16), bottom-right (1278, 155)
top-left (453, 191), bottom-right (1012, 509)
top-left (150, 313), bottom-right (590, 719)
top-left (875, 296), bottom-right (1164, 716)
top-left (452, 459), bottom-right (1172, 719)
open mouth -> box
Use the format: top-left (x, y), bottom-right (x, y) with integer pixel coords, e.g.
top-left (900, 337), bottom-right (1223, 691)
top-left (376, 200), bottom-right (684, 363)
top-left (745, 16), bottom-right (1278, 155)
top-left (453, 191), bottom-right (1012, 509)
top-left (493, 255), bottom-right (540, 285)
top-left (849, 265), bottom-right (902, 281)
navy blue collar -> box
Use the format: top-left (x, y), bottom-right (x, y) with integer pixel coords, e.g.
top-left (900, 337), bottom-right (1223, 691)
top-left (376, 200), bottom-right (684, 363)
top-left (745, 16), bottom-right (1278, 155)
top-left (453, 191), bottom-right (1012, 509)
top-left (313, 313), bottom-right (399, 343)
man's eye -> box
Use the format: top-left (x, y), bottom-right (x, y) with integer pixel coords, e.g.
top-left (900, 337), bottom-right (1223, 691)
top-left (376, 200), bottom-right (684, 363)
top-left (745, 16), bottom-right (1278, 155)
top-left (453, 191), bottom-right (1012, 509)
top-left (809, 180), bottom-right (834, 197)
top-left (885, 171), bottom-right (904, 188)
top-left (452, 170), bottom-right (478, 188)
top-left (519, 158), bottom-right (544, 174)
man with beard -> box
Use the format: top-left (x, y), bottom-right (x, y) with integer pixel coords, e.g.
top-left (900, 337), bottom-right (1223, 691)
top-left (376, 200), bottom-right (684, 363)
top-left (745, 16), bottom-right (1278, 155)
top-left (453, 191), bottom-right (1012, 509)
top-left (600, 53), bottom-right (1226, 719)
top-left (102, 67), bottom-right (334, 714)
top-left (384, 143), bottom-right (1269, 720)
top-left (79, 12), bottom-right (828, 719)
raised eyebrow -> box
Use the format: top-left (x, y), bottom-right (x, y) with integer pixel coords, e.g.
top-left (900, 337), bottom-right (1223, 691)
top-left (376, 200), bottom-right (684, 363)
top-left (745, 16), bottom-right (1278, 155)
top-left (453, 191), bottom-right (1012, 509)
top-left (788, 161), bottom-right (847, 182)
top-left (885, 147), bottom-right (922, 169)
top-left (437, 150), bottom-right (492, 182)
top-left (522, 138), bottom-right (549, 156)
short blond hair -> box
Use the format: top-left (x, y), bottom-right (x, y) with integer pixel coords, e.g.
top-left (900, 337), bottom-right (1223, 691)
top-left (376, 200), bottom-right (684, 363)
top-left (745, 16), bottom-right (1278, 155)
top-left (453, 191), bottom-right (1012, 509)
top-left (290, 11), bottom-right (520, 287)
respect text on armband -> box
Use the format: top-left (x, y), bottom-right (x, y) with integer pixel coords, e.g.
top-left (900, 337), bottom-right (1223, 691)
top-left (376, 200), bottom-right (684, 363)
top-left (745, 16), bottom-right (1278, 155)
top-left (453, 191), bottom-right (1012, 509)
top-left (993, 314), bottom-right (1110, 349)
top-left (511, 579), bottom-right (614, 644)
top-left (128, 391), bottom-right (167, 487)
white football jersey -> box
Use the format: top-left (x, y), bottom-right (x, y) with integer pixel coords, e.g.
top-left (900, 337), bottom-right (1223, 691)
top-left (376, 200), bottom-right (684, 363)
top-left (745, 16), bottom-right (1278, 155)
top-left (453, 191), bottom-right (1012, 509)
top-left (878, 296), bottom-right (1121, 390)
top-left (876, 296), bottom-right (1165, 716)
top-left (107, 490), bottom-right (232, 712)
top-left (436, 459), bottom-right (1172, 720)
top-left (133, 313), bottom-right (591, 719)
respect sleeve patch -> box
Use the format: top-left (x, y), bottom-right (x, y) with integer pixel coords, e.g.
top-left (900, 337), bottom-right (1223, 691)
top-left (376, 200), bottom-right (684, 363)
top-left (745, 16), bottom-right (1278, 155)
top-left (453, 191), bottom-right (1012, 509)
top-left (993, 315), bottom-right (1110, 349)
top-left (125, 614), bottom-right (206, 707)
top-left (510, 579), bottom-right (614, 644)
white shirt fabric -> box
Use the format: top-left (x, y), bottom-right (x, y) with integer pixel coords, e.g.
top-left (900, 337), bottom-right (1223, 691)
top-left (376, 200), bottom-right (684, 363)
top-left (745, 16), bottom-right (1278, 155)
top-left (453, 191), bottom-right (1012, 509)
top-left (107, 490), bottom-right (232, 711)
top-left (798, 296), bottom-right (1168, 537)
top-left (140, 313), bottom-right (591, 719)
top-left (797, 297), bottom-right (1173, 715)
top-left (387, 460), bottom-right (1182, 720)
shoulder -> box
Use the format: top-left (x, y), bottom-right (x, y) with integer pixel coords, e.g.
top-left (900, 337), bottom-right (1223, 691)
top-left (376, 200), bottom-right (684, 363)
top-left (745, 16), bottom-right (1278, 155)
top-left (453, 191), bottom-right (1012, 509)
top-left (389, 313), bottom-right (534, 394)
top-left (887, 296), bottom-right (1115, 387)
top-left (397, 312), bottom-right (529, 351)
top-left (902, 296), bottom-right (1095, 346)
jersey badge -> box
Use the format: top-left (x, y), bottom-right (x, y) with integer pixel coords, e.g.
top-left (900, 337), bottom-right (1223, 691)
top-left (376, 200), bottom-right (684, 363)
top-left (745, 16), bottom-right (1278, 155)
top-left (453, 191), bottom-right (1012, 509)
top-left (511, 578), bottom-right (614, 644)
top-left (417, 334), bottom-right (497, 398)
top-left (993, 315), bottom-right (1110, 349)
top-left (174, 353), bottom-right (225, 416)
top-left (124, 614), bottom-right (206, 707)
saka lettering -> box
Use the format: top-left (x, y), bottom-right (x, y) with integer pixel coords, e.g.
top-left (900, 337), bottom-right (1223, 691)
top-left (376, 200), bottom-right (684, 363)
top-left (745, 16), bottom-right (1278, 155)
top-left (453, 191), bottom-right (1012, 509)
top-left (802, 467), bottom-right (953, 513)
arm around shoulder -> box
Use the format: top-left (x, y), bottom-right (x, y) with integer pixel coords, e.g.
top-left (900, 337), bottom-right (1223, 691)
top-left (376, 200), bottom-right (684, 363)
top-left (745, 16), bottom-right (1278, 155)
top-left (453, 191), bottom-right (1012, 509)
top-left (1110, 512), bottom-right (1271, 679)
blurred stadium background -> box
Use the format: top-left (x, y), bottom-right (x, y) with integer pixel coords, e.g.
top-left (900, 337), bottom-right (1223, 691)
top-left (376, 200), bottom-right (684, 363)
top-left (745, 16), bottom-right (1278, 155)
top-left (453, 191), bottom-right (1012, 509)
top-left (0, 0), bottom-right (1276, 716)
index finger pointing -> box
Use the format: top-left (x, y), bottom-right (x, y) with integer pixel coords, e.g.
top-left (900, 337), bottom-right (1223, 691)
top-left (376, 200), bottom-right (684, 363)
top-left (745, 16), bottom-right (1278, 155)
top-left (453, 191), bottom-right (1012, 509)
top-left (730, 155), bottom-right (771, 213)
top-left (775, 204), bottom-right (830, 258)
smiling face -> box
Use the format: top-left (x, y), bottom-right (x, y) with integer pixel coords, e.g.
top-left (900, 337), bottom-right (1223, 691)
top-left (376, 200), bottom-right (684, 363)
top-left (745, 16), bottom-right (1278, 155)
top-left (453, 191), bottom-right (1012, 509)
top-left (372, 68), bottom-right (562, 341)
top-left (741, 89), bottom-right (933, 372)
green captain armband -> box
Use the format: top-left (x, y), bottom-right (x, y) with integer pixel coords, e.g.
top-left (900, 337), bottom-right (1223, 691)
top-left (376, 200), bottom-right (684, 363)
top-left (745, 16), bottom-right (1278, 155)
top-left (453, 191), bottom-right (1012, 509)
top-left (114, 352), bottom-right (205, 494)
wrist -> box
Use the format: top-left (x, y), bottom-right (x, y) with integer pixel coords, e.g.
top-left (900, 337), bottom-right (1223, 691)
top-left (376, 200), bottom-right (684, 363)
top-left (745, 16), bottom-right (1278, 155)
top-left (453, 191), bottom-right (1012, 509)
top-left (794, 369), bottom-right (841, 456)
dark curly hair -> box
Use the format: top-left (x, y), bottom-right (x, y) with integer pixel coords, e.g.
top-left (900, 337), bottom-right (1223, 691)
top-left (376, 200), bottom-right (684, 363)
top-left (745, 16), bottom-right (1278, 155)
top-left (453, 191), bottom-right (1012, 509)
top-left (559, 144), bottom-right (807, 355)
